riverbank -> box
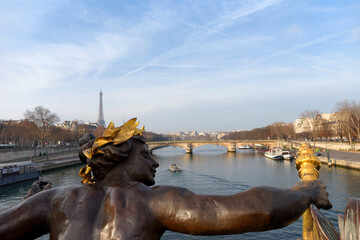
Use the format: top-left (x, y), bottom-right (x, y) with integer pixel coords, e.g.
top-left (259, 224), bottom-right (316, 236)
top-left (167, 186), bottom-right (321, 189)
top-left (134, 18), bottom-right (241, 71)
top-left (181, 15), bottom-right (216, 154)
top-left (318, 156), bottom-right (360, 170)
top-left (30, 150), bottom-right (81, 172)
top-left (0, 147), bottom-right (79, 163)
top-left (281, 141), bottom-right (360, 171)
top-left (0, 146), bottom-right (81, 171)
top-left (38, 158), bottom-right (81, 172)
top-left (0, 150), bottom-right (81, 172)
top-left (284, 140), bottom-right (360, 152)
top-left (316, 150), bottom-right (360, 170)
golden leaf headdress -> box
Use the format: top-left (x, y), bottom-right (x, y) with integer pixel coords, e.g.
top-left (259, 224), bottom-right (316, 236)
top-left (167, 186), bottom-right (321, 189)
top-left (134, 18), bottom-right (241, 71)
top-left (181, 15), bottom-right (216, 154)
top-left (83, 118), bottom-right (145, 159)
top-left (79, 118), bottom-right (145, 184)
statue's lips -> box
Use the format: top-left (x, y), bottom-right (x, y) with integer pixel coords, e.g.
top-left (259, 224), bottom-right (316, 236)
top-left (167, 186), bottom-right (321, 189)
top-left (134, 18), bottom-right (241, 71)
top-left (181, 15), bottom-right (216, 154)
top-left (151, 169), bottom-right (156, 177)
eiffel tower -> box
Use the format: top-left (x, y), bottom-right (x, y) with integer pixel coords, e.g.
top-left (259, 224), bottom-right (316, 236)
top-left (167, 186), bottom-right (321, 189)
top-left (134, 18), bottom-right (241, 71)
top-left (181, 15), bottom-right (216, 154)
top-left (97, 90), bottom-right (106, 127)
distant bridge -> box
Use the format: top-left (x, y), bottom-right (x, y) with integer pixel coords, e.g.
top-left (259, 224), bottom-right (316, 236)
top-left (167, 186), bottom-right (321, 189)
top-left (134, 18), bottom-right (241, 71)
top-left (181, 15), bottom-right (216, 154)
top-left (146, 140), bottom-right (279, 154)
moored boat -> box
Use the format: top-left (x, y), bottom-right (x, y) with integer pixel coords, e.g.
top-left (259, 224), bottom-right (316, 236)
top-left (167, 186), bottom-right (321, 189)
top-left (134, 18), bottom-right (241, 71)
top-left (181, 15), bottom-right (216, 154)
top-left (264, 148), bottom-right (284, 160)
top-left (0, 161), bottom-right (40, 187)
top-left (281, 150), bottom-right (294, 160)
top-left (238, 145), bottom-right (252, 149)
top-left (169, 163), bottom-right (182, 172)
top-left (254, 144), bottom-right (269, 153)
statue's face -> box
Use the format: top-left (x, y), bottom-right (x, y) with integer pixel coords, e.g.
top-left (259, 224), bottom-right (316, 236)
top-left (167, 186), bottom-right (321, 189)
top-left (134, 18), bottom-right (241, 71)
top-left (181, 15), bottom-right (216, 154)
top-left (127, 142), bottom-right (159, 186)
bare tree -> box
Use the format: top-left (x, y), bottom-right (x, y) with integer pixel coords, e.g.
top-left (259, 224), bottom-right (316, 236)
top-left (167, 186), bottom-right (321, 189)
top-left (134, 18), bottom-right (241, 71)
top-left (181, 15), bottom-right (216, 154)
top-left (0, 122), bottom-right (18, 145)
top-left (330, 112), bottom-right (345, 141)
top-left (335, 100), bottom-right (360, 148)
top-left (268, 122), bottom-right (282, 139)
top-left (282, 123), bottom-right (295, 140)
top-left (347, 101), bottom-right (360, 141)
top-left (0, 120), bottom-right (38, 146)
top-left (93, 125), bottom-right (105, 137)
top-left (266, 122), bottom-right (295, 141)
top-left (317, 118), bottom-right (333, 140)
top-left (24, 106), bottom-right (60, 147)
top-left (311, 114), bottom-right (334, 141)
top-left (300, 110), bottom-right (322, 144)
top-left (20, 120), bottom-right (38, 146)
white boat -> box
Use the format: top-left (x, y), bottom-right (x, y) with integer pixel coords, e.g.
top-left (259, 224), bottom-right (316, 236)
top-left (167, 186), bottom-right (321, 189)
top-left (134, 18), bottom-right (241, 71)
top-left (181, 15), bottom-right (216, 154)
top-left (281, 150), bottom-right (294, 160)
top-left (169, 163), bottom-right (182, 172)
top-left (238, 145), bottom-right (252, 149)
top-left (264, 148), bottom-right (284, 160)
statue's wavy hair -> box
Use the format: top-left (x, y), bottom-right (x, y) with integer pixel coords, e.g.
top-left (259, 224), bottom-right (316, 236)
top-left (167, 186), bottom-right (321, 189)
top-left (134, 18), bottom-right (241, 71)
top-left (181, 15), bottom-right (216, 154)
top-left (78, 133), bottom-right (146, 181)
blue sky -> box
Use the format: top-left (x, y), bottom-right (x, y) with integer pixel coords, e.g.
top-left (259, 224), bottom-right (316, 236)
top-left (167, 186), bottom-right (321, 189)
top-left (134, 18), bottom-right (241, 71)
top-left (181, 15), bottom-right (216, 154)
top-left (0, 0), bottom-right (359, 133)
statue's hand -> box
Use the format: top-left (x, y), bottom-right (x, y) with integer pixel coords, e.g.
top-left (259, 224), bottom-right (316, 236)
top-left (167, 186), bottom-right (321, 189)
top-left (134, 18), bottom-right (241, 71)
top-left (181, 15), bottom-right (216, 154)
top-left (297, 180), bottom-right (332, 210)
top-left (24, 180), bottom-right (52, 200)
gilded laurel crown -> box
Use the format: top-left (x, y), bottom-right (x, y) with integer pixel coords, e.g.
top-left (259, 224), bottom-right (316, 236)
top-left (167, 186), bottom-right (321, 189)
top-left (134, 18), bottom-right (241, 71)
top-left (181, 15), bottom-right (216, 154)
top-left (83, 118), bottom-right (145, 159)
top-left (79, 118), bottom-right (145, 184)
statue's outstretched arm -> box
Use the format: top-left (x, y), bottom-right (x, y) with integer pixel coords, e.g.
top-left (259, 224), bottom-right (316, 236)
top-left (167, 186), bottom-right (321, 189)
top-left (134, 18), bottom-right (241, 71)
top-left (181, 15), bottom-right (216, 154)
top-left (0, 189), bottom-right (52, 240)
top-left (150, 180), bottom-right (331, 235)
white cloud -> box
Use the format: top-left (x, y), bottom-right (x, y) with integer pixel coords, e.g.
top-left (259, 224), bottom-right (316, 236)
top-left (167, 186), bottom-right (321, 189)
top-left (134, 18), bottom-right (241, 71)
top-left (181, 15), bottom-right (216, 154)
top-left (211, 0), bottom-right (283, 30)
top-left (0, 32), bottom-right (143, 93)
top-left (258, 34), bottom-right (340, 61)
top-left (1, 0), bottom-right (359, 132)
top-left (116, 0), bottom-right (283, 80)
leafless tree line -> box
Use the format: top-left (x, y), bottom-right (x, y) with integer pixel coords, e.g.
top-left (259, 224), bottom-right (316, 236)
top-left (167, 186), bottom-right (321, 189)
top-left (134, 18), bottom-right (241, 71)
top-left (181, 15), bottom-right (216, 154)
top-left (300, 101), bottom-right (360, 142)
top-left (332, 100), bottom-right (360, 145)
top-left (224, 122), bottom-right (295, 140)
top-left (0, 106), bottom-right (81, 147)
top-left (0, 105), bottom-right (172, 147)
top-left (1, 100), bottom-right (360, 146)
top-left (225, 100), bottom-right (360, 143)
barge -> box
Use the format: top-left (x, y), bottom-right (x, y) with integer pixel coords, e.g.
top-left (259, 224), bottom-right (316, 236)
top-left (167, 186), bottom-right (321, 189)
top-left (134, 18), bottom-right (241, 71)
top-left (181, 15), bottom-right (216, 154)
top-left (0, 161), bottom-right (40, 186)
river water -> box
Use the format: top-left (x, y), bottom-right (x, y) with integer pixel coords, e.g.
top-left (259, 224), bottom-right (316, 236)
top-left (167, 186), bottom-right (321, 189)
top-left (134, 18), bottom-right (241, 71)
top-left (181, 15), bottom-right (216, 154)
top-left (1, 145), bottom-right (359, 239)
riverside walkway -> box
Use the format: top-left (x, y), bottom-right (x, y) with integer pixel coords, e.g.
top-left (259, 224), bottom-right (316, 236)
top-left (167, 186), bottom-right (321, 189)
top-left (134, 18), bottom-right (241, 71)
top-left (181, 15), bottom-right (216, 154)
top-left (0, 147), bottom-right (80, 172)
top-left (317, 149), bottom-right (360, 170)
top-left (286, 141), bottom-right (360, 170)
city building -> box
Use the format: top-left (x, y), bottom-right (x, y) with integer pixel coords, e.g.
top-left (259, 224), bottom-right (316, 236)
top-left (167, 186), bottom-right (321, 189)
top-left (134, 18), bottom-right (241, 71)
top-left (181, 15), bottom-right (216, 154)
top-left (293, 113), bottom-right (336, 135)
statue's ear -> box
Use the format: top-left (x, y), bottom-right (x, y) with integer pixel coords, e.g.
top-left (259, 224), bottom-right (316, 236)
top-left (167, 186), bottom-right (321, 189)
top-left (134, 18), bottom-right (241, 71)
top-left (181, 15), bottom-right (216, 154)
top-left (102, 141), bottom-right (131, 163)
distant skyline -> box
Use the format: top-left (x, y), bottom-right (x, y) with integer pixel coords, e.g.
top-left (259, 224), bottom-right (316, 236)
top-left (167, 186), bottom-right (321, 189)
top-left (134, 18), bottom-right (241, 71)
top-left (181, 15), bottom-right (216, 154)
top-left (0, 0), bottom-right (359, 133)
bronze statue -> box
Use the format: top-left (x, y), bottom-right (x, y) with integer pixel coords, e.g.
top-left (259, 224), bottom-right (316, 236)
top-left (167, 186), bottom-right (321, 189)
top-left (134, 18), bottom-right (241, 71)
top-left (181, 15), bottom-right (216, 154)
top-left (0, 118), bottom-right (332, 239)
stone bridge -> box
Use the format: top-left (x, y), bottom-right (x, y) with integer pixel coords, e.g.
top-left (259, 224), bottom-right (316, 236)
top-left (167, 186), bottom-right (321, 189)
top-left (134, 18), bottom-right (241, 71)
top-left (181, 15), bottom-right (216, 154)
top-left (146, 140), bottom-right (279, 154)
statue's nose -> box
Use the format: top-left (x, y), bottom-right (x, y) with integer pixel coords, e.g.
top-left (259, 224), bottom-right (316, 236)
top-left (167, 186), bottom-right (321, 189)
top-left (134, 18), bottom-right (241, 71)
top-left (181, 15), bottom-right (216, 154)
top-left (152, 159), bottom-right (159, 168)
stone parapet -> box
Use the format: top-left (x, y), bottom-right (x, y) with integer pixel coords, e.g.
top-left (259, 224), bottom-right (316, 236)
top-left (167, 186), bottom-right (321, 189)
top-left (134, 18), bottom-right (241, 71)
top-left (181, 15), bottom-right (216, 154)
top-left (282, 141), bottom-right (360, 151)
top-left (318, 156), bottom-right (360, 170)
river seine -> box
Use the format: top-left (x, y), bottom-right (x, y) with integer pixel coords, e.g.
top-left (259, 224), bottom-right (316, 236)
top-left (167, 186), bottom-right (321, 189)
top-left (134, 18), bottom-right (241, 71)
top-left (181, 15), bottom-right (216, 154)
top-left (1, 145), bottom-right (359, 239)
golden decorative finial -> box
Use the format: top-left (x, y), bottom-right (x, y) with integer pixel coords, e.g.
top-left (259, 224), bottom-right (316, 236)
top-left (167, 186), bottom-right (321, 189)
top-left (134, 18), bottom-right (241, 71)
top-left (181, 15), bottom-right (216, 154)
top-left (296, 143), bottom-right (321, 181)
top-left (296, 143), bottom-right (322, 239)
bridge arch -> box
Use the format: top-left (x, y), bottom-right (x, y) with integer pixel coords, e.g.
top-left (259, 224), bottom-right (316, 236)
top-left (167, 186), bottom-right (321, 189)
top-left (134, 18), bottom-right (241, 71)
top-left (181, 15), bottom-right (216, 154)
top-left (150, 144), bottom-right (188, 152)
top-left (148, 141), bottom-right (242, 154)
top-left (147, 140), bottom-right (279, 155)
